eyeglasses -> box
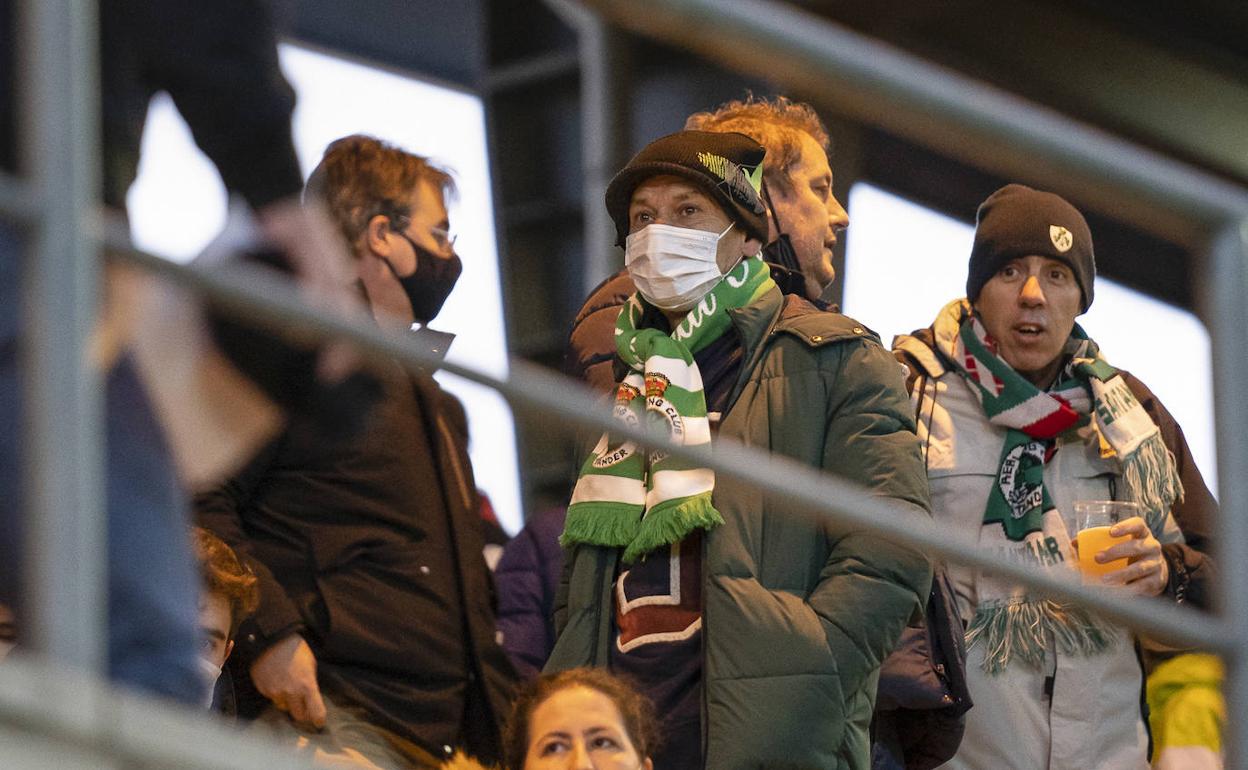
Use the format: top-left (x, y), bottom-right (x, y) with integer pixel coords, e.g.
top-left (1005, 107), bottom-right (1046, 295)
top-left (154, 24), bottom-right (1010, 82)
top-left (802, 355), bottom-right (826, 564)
top-left (430, 226), bottom-right (457, 252)
top-left (385, 213), bottom-right (457, 253)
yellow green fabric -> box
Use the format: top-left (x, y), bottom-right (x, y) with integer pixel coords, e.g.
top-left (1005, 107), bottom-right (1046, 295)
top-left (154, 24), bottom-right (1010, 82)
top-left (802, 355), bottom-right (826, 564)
top-left (1147, 653), bottom-right (1225, 755)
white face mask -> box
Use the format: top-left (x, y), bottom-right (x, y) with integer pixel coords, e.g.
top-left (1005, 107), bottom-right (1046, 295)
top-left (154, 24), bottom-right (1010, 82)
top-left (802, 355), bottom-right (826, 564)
top-left (198, 656), bottom-right (222, 709)
top-left (625, 222), bottom-right (734, 312)
top-left (0, 640), bottom-right (14, 662)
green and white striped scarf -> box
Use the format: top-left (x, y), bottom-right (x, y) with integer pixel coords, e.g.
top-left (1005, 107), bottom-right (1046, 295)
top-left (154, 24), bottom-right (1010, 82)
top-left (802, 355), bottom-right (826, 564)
top-left (929, 299), bottom-right (1183, 673)
top-left (561, 254), bottom-right (774, 563)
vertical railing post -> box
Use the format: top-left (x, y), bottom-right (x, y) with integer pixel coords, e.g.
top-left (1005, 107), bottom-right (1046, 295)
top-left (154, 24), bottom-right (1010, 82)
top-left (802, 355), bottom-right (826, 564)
top-left (545, 0), bottom-right (633, 294)
top-left (575, 14), bottom-right (629, 295)
top-left (17, 0), bottom-right (105, 674)
top-left (1208, 221), bottom-right (1248, 769)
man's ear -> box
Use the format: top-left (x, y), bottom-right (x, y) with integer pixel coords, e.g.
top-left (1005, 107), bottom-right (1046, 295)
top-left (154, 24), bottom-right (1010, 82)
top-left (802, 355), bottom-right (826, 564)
top-left (741, 236), bottom-right (763, 258)
top-left (223, 638), bottom-right (235, 662)
top-left (364, 214), bottom-right (394, 259)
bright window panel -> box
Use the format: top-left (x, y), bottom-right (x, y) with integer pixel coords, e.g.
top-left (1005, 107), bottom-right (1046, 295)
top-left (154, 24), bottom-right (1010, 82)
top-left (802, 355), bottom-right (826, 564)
top-left (127, 43), bottom-right (524, 533)
top-left (842, 182), bottom-right (1218, 491)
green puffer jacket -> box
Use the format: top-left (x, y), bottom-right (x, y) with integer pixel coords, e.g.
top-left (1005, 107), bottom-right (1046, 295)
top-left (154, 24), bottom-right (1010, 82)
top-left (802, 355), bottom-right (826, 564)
top-left (547, 288), bottom-right (934, 769)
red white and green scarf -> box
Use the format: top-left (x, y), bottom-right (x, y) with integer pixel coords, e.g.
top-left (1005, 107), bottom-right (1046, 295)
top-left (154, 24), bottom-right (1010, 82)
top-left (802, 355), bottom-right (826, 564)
top-left (925, 299), bottom-right (1182, 673)
top-left (561, 255), bottom-right (775, 563)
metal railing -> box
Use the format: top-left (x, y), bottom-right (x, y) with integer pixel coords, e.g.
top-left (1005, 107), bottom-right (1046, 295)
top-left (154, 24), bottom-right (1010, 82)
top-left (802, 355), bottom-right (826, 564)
top-left (16, 0), bottom-right (106, 683)
top-left (4, 0), bottom-right (1247, 766)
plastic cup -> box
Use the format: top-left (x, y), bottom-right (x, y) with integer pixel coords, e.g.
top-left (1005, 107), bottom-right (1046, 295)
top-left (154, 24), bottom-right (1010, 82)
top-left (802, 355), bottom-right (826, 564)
top-left (1073, 500), bottom-right (1140, 581)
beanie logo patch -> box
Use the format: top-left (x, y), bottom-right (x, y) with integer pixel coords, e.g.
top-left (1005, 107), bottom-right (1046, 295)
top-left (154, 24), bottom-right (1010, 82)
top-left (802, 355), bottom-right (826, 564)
top-left (1049, 225), bottom-right (1073, 253)
top-left (697, 152), bottom-right (765, 215)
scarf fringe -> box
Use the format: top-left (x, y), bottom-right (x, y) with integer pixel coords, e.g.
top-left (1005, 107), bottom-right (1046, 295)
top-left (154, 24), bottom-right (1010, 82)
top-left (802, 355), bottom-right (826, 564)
top-left (1120, 432), bottom-right (1184, 533)
top-left (560, 502), bottom-right (644, 549)
top-left (967, 599), bottom-right (1118, 675)
top-left (621, 492), bottom-right (723, 563)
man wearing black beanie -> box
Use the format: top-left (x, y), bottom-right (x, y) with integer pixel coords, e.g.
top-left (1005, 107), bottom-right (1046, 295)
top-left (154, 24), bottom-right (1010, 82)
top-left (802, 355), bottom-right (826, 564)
top-left (891, 185), bottom-right (1216, 770)
top-left (966, 184), bottom-right (1096, 312)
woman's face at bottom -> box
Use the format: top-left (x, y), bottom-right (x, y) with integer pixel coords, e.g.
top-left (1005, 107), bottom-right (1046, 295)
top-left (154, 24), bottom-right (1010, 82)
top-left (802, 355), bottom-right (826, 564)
top-left (524, 686), bottom-right (652, 770)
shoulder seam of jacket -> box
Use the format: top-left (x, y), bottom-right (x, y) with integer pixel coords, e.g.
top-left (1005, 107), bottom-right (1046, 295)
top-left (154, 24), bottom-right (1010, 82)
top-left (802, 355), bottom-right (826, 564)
top-left (895, 334), bottom-right (947, 378)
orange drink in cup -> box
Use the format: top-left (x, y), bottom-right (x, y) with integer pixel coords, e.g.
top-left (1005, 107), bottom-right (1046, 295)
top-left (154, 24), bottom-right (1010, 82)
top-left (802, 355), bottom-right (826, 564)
top-left (1073, 501), bottom-right (1140, 581)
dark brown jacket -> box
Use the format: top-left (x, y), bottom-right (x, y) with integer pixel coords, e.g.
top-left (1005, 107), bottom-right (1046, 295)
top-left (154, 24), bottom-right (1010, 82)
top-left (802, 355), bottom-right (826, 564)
top-left (196, 361), bottom-right (516, 762)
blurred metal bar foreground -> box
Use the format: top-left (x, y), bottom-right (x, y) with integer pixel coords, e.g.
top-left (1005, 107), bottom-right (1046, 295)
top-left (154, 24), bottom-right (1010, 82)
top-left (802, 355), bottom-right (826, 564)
top-left (3, 0), bottom-right (1248, 765)
top-left (17, 0), bottom-right (107, 683)
top-left (1208, 223), bottom-right (1248, 766)
top-left (0, 653), bottom-right (319, 769)
top-left (107, 235), bottom-right (1231, 654)
top-left (576, 0), bottom-right (1248, 244)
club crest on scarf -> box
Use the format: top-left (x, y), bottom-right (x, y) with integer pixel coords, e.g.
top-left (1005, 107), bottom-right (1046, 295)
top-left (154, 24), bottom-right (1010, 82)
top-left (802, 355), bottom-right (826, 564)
top-left (562, 255), bottom-right (776, 563)
top-left (590, 384), bottom-right (641, 471)
top-left (1000, 441), bottom-right (1047, 520)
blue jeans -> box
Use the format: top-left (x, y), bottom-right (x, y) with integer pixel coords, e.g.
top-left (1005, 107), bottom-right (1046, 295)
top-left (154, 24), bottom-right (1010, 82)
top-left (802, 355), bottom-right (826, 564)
top-left (0, 222), bottom-right (200, 703)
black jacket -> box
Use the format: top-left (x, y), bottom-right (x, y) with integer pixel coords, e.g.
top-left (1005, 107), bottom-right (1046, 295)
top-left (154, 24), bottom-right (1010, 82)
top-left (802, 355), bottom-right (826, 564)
top-left (196, 360), bottom-right (516, 761)
top-left (98, 0), bottom-right (302, 209)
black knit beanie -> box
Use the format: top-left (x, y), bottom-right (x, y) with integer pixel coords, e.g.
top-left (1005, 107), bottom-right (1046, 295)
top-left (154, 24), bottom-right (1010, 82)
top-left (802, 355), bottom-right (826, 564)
top-left (966, 184), bottom-right (1096, 311)
top-left (605, 130), bottom-right (769, 248)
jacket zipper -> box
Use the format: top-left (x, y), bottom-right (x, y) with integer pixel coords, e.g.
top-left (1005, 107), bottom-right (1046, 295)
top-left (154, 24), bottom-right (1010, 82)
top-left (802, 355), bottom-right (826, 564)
top-left (434, 412), bottom-right (474, 512)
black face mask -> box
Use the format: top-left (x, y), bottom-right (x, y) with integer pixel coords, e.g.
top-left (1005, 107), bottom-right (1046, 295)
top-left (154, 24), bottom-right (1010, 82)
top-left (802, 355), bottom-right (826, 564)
top-left (388, 231), bottom-right (463, 323)
top-left (759, 182), bottom-right (806, 297)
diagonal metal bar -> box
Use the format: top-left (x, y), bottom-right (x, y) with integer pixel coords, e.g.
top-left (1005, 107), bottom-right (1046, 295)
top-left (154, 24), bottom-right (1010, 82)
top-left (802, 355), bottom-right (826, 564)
top-left (103, 227), bottom-right (1230, 653)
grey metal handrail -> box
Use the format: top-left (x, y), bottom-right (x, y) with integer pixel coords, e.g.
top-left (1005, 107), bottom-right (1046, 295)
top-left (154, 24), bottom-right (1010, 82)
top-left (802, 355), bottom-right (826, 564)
top-left (5, 0), bottom-right (1247, 765)
top-left (575, 0), bottom-right (1248, 243)
top-left (573, 0), bottom-right (1248, 764)
top-left (106, 231), bottom-right (1230, 652)
top-left (16, 0), bottom-right (107, 685)
top-left (0, 652), bottom-right (318, 769)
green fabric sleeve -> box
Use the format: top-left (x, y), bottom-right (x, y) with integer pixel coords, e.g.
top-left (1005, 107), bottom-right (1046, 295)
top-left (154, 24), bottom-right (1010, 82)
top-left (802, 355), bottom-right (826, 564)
top-left (807, 338), bottom-right (934, 701)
